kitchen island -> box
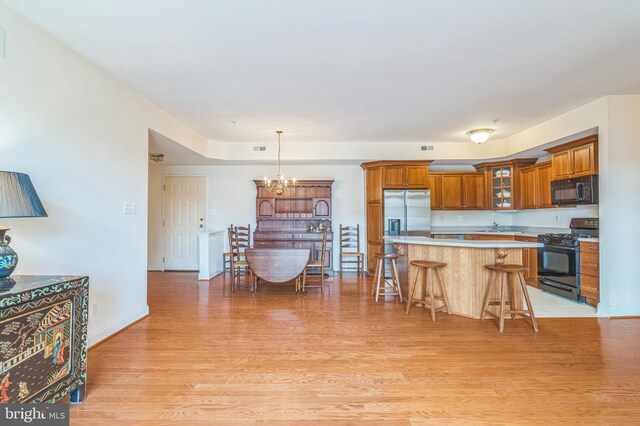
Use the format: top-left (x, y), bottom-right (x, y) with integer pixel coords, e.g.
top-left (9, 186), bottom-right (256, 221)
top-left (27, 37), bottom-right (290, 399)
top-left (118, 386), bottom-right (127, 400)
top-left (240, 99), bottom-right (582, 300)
top-left (386, 236), bottom-right (543, 319)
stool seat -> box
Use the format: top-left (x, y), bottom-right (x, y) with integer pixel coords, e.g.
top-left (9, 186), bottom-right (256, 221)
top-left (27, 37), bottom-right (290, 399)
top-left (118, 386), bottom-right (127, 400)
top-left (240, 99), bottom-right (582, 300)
top-left (410, 260), bottom-right (447, 269)
top-left (406, 260), bottom-right (450, 320)
top-left (482, 263), bottom-right (538, 333)
top-left (485, 264), bottom-right (527, 273)
top-left (374, 253), bottom-right (398, 260)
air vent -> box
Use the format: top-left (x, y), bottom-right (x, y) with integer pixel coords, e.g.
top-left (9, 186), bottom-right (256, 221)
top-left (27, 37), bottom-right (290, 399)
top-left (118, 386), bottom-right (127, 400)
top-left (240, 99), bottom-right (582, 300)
top-left (253, 145), bottom-right (266, 152)
top-left (421, 145), bottom-right (435, 151)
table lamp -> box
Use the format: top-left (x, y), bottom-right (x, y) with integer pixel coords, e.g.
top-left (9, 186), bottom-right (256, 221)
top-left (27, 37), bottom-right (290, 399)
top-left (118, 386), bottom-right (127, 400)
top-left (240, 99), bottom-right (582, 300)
top-left (0, 171), bottom-right (48, 285)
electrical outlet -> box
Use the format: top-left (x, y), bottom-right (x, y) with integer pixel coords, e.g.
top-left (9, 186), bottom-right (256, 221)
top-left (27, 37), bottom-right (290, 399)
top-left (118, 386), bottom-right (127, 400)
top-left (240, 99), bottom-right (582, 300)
top-left (91, 302), bottom-right (99, 317)
top-left (457, 215), bottom-right (463, 222)
top-left (210, 209), bottom-right (216, 215)
top-left (556, 215), bottom-right (560, 223)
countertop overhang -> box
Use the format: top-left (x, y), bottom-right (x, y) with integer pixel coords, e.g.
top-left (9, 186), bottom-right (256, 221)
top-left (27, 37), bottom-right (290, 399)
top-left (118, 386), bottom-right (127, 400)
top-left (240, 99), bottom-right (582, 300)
top-left (385, 236), bottom-right (543, 249)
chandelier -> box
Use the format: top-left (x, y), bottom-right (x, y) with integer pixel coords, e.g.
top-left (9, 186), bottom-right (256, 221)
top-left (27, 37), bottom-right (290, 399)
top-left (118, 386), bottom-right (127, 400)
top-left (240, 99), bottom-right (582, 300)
top-left (264, 130), bottom-right (296, 195)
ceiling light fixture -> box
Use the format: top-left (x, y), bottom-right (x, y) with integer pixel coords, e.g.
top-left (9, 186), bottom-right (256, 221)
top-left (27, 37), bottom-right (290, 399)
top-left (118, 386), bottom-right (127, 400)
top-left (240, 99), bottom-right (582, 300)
top-left (467, 128), bottom-right (494, 144)
top-left (264, 130), bottom-right (296, 195)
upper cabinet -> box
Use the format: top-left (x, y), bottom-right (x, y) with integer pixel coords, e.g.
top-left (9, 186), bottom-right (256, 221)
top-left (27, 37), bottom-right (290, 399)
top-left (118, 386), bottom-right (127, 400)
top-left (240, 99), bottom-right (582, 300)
top-left (366, 165), bottom-right (383, 203)
top-left (474, 159), bottom-right (537, 210)
top-left (518, 162), bottom-right (555, 209)
top-left (546, 135), bottom-right (598, 179)
top-left (382, 163), bottom-right (429, 188)
top-left (429, 172), bottom-right (486, 210)
top-left (427, 174), bottom-right (443, 210)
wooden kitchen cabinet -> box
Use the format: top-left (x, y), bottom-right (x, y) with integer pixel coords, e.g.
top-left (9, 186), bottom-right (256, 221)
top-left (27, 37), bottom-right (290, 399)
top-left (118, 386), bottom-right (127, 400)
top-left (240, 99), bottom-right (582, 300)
top-left (518, 161), bottom-right (556, 209)
top-left (366, 165), bottom-right (383, 203)
top-left (382, 164), bottom-right (428, 188)
top-left (537, 162), bottom-right (554, 208)
top-left (516, 236), bottom-right (539, 287)
top-left (366, 203), bottom-right (383, 243)
top-left (361, 161), bottom-right (432, 273)
top-left (546, 135), bottom-right (598, 179)
top-left (430, 172), bottom-right (485, 210)
top-left (427, 174), bottom-right (442, 210)
top-left (474, 159), bottom-right (537, 210)
top-left (579, 241), bottom-right (600, 306)
top-left (441, 174), bottom-right (464, 209)
top-left (519, 167), bottom-right (538, 209)
top-left (462, 173), bottom-right (486, 209)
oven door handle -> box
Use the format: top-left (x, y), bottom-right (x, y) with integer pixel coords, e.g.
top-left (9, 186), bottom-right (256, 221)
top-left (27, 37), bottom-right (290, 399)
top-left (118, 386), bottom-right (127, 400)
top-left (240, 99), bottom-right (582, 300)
top-left (540, 244), bottom-right (578, 251)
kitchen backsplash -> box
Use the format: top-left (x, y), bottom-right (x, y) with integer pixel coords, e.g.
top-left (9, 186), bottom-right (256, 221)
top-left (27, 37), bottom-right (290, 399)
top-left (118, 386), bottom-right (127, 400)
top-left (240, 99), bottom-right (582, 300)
top-left (433, 205), bottom-right (599, 228)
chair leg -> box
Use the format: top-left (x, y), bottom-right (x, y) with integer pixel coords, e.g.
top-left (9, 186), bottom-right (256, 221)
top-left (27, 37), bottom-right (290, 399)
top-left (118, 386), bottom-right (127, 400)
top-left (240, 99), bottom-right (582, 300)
top-left (407, 266), bottom-right (421, 314)
top-left (428, 267), bottom-right (436, 321)
top-left (481, 271), bottom-right (496, 320)
top-left (499, 272), bottom-right (507, 333)
top-left (435, 267), bottom-right (451, 315)
top-left (518, 272), bottom-right (539, 332)
top-left (320, 266), bottom-right (325, 294)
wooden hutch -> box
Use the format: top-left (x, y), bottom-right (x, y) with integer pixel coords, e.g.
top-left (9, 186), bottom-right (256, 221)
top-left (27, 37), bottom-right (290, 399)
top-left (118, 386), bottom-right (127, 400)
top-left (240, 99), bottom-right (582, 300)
top-left (253, 180), bottom-right (334, 274)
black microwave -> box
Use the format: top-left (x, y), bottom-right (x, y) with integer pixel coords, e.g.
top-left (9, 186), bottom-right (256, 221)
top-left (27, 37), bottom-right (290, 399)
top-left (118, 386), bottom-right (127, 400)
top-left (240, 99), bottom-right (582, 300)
top-left (551, 174), bottom-right (598, 206)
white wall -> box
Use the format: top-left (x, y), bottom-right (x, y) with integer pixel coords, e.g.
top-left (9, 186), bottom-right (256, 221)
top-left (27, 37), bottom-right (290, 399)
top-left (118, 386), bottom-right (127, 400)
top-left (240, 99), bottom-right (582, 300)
top-left (0, 5), bottom-right (207, 345)
top-left (148, 164), bottom-right (364, 270)
top-left (599, 95), bottom-right (640, 316)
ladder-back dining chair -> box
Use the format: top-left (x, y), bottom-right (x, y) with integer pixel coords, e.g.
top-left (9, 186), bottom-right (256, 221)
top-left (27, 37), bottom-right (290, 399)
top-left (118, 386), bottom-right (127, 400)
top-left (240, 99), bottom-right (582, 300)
top-left (339, 224), bottom-right (364, 275)
top-left (302, 227), bottom-right (327, 293)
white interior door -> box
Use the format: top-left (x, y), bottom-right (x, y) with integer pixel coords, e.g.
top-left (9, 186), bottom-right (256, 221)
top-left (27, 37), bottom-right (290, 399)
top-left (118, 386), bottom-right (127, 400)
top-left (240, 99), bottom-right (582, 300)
top-left (163, 176), bottom-right (206, 270)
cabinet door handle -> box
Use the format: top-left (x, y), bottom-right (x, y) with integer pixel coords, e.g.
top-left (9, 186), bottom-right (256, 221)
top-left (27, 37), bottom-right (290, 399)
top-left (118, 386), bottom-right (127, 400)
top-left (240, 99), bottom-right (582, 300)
top-left (589, 246), bottom-right (598, 250)
top-left (589, 263), bottom-right (598, 268)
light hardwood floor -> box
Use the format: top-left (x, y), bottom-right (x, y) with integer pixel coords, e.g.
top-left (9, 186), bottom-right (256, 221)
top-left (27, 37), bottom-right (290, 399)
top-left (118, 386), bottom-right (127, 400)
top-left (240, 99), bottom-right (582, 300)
top-left (70, 271), bottom-right (640, 425)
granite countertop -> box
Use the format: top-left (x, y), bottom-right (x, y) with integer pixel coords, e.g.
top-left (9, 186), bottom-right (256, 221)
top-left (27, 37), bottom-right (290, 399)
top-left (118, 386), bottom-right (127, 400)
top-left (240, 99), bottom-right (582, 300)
top-left (430, 230), bottom-right (540, 238)
top-left (577, 237), bottom-right (599, 243)
top-left (385, 235), bottom-right (543, 249)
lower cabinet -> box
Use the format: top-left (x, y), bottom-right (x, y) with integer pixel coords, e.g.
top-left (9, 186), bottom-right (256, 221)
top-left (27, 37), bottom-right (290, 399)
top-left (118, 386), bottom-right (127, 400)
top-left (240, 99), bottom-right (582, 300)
top-left (579, 241), bottom-right (600, 306)
top-left (515, 236), bottom-right (539, 287)
top-left (0, 276), bottom-right (89, 403)
top-left (367, 242), bottom-right (383, 275)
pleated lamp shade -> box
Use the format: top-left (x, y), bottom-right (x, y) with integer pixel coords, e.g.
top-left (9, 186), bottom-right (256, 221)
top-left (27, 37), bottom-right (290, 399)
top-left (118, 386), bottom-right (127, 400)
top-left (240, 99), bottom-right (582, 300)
top-left (0, 171), bottom-right (48, 218)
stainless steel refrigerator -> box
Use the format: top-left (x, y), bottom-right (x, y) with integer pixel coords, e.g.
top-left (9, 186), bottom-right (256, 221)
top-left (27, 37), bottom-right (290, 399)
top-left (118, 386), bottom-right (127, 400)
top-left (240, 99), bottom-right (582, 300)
top-left (383, 189), bottom-right (431, 254)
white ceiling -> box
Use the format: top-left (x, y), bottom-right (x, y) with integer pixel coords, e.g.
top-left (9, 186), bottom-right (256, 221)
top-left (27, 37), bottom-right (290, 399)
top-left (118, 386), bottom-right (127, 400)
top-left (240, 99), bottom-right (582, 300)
top-left (5, 0), bottom-right (640, 144)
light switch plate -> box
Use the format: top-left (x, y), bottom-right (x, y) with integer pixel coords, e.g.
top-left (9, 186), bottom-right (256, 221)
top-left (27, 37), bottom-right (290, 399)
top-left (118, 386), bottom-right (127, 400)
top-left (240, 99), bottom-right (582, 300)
top-left (124, 202), bottom-right (137, 215)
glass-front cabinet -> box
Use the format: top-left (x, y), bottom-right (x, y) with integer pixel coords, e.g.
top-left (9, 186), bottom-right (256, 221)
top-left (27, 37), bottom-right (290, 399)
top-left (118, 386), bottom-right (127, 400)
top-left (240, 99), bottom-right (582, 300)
top-left (474, 159), bottom-right (538, 210)
top-left (491, 166), bottom-right (513, 210)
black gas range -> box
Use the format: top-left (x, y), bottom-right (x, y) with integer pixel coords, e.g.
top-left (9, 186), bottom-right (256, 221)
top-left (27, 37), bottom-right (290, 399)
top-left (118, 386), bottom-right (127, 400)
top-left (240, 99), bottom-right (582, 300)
top-left (537, 218), bottom-right (599, 301)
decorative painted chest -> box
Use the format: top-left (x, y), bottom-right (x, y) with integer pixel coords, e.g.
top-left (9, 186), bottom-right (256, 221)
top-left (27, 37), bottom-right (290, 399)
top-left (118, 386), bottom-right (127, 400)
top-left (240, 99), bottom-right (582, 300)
top-left (0, 275), bottom-right (88, 404)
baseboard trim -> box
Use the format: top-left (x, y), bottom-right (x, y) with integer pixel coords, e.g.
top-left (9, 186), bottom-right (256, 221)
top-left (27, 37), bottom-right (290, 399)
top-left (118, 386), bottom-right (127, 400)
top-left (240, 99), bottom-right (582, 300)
top-left (87, 305), bottom-right (149, 348)
top-left (147, 264), bottom-right (164, 271)
top-left (597, 304), bottom-right (640, 317)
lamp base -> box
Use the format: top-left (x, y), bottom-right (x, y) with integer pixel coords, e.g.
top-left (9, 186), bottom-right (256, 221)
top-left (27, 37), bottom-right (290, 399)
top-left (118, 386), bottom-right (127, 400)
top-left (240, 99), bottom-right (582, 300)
top-left (0, 227), bottom-right (18, 279)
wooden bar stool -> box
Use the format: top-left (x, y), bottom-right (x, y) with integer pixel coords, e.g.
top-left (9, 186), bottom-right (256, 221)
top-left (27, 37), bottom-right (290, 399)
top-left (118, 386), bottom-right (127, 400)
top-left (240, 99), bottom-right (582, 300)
top-left (406, 260), bottom-right (451, 320)
top-left (482, 264), bottom-right (539, 333)
top-left (371, 253), bottom-right (403, 302)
